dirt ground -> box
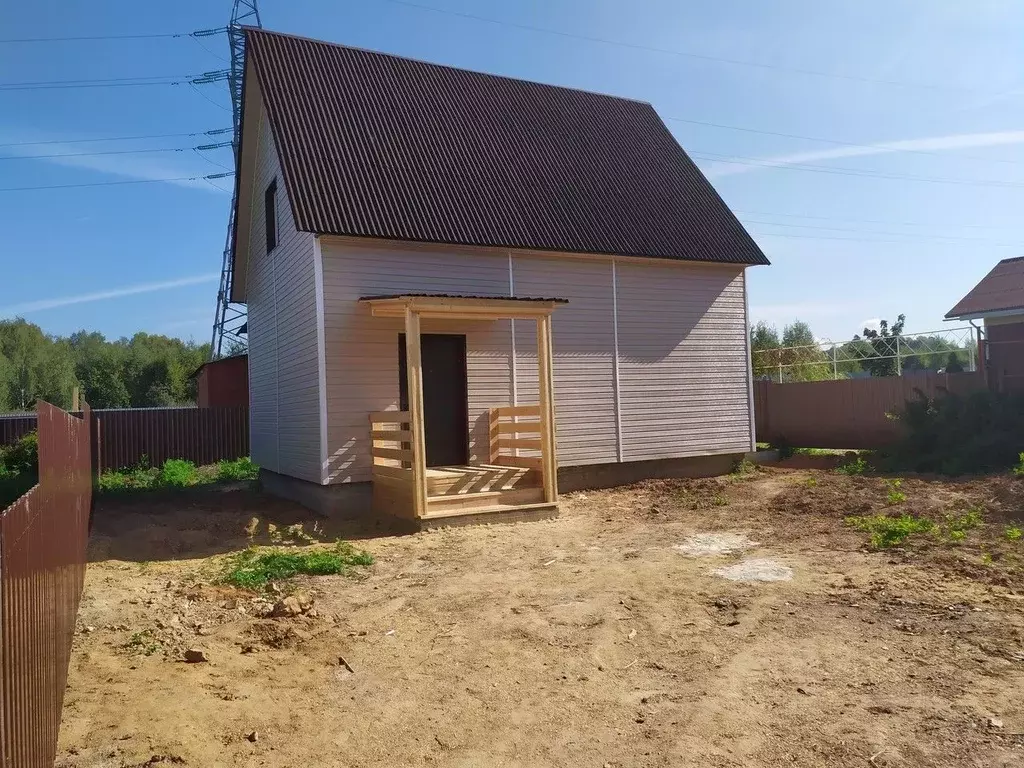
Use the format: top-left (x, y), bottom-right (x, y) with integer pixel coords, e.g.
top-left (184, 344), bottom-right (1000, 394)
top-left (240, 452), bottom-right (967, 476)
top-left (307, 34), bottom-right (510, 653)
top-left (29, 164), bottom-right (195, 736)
top-left (56, 468), bottom-right (1024, 768)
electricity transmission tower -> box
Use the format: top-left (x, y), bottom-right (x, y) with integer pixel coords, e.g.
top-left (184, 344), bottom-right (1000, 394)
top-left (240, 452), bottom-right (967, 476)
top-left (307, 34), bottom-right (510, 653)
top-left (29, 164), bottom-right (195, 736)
top-left (208, 0), bottom-right (262, 359)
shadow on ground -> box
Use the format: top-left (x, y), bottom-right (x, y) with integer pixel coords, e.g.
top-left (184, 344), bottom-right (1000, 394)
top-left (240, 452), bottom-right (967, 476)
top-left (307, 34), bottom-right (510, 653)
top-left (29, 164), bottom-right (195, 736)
top-left (88, 486), bottom-right (409, 564)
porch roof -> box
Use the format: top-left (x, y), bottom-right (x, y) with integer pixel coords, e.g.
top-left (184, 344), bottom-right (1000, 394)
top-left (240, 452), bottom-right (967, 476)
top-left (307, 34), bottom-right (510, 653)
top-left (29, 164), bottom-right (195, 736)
top-left (360, 294), bottom-right (568, 320)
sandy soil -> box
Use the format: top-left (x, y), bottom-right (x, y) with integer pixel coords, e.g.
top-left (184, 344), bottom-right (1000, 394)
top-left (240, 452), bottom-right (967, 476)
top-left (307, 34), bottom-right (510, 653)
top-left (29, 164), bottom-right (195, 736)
top-left (56, 469), bottom-right (1024, 768)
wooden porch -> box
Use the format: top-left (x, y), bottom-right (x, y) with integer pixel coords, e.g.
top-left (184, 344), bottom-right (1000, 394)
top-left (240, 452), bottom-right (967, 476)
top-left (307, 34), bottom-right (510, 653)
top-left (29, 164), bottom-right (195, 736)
top-left (362, 294), bottom-right (563, 523)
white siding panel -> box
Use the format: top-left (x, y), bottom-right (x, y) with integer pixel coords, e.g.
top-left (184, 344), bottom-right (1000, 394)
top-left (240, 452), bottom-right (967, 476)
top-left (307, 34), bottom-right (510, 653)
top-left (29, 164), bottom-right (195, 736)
top-left (616, 260), bottom-right (751, 459)
top-left (244, 91), bottom-right (320, 483)
top-left (512, 255), bottom-right (617, 465)
top-left (321, 240), bottom-right (512, 483)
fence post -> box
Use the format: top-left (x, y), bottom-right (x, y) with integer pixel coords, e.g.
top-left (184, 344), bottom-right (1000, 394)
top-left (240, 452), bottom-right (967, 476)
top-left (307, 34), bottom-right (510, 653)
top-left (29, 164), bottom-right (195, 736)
top-left (896, 336), bottom-right (902, 376)
top-left (777, 361), bottom-right (783, 384)
top-left (832, 346), bottom-right (838, 380)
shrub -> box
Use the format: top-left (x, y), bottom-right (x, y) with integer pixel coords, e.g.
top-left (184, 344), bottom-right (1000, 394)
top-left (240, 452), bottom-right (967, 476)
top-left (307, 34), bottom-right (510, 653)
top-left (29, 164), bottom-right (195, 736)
top-left (98, 467), bottom-right (158, 492)
top-left (1013, 453), bottom-right (1024, 478)
top-left (885, 390), bottom-right (1024, 475)
top-left (885, 478), bottom-right (907, 505)
top-left (221, 540), bottom-right (374, 590)
top-left (158, 459), bottom-right (199, 488)
top-left (837, 456), bottom-right (870, 476)
top-left (941, 505), bottom-right (983, 542)
top-left (1005, 526), bottom-right (1023, 541)
top-left (845, 513), bottom-right (935, 549)
top-left (1, 432), bottom-right (38, 475)
top-left (217, 456), bottom-right (259, 482)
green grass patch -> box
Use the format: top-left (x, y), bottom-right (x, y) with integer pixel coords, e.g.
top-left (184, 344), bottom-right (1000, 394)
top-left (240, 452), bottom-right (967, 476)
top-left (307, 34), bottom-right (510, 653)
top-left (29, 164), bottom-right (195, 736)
top-left (99, 457), bottom-right (259, 493)
top-left (217, 456), bottom-right (259, 482)
top-left (221, 541), bottom-right (374, 590)
top-left (1005, 526), bottom-right (1023, 541)
top-left (122, 629), bottom-right (161, 656)
top-left (845, 513), bottom-right (935, 549)
top-left (940, 505), bottom-right (983, 543)
top-left (730, 457), bottom-right (758, 477)
top-left (885, 478), bottom-right (907, 505)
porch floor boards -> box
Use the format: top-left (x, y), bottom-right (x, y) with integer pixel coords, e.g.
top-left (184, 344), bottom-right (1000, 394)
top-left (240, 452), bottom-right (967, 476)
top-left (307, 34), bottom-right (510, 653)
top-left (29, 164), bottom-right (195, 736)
top-left (425, 463), bottom-right (539, 496)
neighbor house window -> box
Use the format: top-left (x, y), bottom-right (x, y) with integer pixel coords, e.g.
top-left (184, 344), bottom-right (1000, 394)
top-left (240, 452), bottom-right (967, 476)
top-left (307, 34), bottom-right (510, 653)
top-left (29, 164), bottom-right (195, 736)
top-left (265, 179), bottom-right (278, 252)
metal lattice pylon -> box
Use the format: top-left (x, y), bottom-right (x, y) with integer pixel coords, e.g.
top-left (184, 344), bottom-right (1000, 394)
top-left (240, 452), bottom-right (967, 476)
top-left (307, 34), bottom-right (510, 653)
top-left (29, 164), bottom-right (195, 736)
top-left (210, 0), bottom-right (262, 359)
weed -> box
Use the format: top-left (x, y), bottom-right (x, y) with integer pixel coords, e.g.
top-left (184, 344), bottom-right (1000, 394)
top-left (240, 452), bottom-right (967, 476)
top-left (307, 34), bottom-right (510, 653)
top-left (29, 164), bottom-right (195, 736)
top-left (1005, 526), bottom-right (1023, 541)
top-left (845, 513), bottom-right (935, 549)
top-left (803, 476), bottom-right (819, 488)
top-left (941, 505), bottom-right (983, 543)
top-left (159, 459), bottom-right (199, 488)
top-left (712, 495), bottom-right (728, 507)
top-left (1014, 453), bottom-right (1024, 478)
top-left (981, 551), bottom-right (994, 565)
top-left (221, 540), bottom-right (374, 590)
top-left (123, 630), bottom-right (161, 656)
top-left (885, 478), bottom-right (907, 505)
top-left (837, 456), bottom-right (870, 476)
top-left (217, 456), bottom-right (259, 482)
top-left (731, 458), bottom-right (758, 477)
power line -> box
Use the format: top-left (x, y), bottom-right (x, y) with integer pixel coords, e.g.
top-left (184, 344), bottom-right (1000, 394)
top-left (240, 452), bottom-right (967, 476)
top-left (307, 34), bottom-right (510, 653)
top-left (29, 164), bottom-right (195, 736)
top-left (0, 71), bottom-right (228, 92)
top-left (0, 28), bottom-right (225, 44)
top-left (749, 230), bottom-right (1012, 247)
top-left (0, 173), bottom-right (229, 192)
top-left (0, 129), bottom-right (230, 148)
top-left (665, 116), bottom-right (1024, 167)
top-left (690, 150), bottom-right (1024, 188)
top-left (380, 0), bottom-right (980, 93)
top-left (0, 146), bottom-right (193, 161)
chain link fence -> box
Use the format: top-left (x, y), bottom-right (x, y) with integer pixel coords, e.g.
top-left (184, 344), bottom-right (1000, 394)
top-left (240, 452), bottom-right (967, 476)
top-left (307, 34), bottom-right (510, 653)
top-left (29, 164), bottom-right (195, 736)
top-left (753, 326), bottom-right (980, 383)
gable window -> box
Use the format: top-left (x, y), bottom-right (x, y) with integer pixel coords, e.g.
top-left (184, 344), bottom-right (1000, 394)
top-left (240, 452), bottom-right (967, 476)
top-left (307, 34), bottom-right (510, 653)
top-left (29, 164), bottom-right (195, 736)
top-left (265, 179), bottom-right (278, 252)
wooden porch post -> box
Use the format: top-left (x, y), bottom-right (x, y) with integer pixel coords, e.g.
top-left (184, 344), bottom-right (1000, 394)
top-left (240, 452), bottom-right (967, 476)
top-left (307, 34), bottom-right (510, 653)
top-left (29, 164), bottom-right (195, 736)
top-left (405, 306), bottom-right (428, 517)
top-left (536, 315), bottom-right (558, 503)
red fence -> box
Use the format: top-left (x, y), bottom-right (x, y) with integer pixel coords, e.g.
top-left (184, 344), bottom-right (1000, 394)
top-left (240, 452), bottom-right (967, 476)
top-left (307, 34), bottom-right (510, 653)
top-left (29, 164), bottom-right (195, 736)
top-left (754, 371), bottom-right (987, 449)
top-left (0, 406), bottom-right (249, 472)
top-left (0, 401), bottom-right (93, 767)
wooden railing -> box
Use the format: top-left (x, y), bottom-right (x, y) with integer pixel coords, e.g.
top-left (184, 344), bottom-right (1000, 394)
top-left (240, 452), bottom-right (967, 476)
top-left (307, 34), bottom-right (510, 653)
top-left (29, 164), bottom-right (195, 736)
top-left (368, 411), bottom-right (412, 479)
top-left (488, 405), bottom-right (542, 470)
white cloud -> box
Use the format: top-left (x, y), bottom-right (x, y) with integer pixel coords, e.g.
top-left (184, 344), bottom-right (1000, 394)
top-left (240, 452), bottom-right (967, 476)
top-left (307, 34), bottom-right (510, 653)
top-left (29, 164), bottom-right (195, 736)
top-left (750, 301), bottom-right (853, 325)
top-left (860, 318), bottom-right (882, 332)
top-left (1, 273), bottom-right (219, 316)
top-left (704, 130), bottom-right (1024, 178)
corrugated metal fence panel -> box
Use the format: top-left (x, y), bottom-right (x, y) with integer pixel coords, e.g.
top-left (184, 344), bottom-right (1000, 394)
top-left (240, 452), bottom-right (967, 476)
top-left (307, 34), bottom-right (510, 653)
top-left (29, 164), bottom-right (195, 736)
top-left (753, 372), bottom-right (987, 449)
top-left (0, 401), bottom-right (92, 768)
top-left (0, 407), bottom-right (249, 471)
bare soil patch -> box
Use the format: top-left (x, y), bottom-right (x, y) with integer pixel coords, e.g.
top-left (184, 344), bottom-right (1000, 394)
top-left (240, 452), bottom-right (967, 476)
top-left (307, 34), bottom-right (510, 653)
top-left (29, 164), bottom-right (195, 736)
top-left (58, 469), bottom-right (1024, 767)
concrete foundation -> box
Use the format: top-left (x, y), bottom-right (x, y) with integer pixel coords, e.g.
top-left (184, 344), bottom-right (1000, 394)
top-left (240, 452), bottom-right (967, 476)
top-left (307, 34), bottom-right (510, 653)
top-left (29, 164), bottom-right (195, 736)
top-left (558, 453), bottom-right (742, 492)
top-left (262, 452), bottom-right (743, 526)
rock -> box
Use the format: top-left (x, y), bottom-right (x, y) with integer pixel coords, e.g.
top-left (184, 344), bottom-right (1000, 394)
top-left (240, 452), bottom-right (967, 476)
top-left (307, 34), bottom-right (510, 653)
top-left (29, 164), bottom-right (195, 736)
top-left (83, 626), bottom-right (96, 634)
top-left (240, 644), bottom-right (257, 654)
top-left (987, 717), bottom-right (1004, 729)
top-left (246, 730), bottom-right (259, 743)
top-left (184, 648), bottom-right (208, 663)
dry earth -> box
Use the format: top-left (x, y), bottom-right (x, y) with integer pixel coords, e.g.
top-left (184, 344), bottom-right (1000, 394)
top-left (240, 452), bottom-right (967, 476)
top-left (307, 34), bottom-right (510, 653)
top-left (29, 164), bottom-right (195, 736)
top-left (56, 468), bottom-right (1024, 768)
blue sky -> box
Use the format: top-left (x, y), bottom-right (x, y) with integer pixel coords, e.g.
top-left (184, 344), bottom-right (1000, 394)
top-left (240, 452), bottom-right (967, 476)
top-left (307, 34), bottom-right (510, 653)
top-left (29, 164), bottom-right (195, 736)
top-left (2, 0), bottom-right (1023, 345)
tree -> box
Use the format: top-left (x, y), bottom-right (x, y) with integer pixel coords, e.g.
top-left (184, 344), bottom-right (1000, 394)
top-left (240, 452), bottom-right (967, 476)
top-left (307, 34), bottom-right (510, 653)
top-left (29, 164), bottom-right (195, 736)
top-left (750, 322), bottom-right (781, 379)
top-left (854, 314), bottom-right (906, 378)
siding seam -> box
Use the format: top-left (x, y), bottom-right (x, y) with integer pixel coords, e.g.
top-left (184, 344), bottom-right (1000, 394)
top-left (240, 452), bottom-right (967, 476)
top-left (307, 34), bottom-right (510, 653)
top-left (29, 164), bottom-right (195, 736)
top-left (313, 235), bottom-right (329, 483)
top-left (508, 249), bottom-right (517, 407)
top-left (611, 258), bottom-right (623, 462)
top-left (271, 171), bottom-right (281, 474)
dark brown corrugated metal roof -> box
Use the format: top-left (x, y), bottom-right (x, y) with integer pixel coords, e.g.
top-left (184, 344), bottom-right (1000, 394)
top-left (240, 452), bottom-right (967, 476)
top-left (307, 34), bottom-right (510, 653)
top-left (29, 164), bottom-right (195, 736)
top-left (243, 28), bottom-right (769, 266)
top-left (946, 257), bottom-right (1024, 318)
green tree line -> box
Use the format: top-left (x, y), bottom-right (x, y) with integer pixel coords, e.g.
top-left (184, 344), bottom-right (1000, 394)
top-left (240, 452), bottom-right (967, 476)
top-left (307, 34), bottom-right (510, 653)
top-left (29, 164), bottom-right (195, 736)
top-left (0, 318), bottom-right (210, 412)
top-left (751, 315), bottom-right (974, 382)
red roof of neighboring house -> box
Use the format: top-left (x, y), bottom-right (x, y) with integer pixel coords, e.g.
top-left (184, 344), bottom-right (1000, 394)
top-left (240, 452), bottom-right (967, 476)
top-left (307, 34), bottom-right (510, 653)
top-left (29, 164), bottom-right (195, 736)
top-left (240, 28), bottom-right (769, 267)
top-left (946, 257), bottom-right (1024, 319)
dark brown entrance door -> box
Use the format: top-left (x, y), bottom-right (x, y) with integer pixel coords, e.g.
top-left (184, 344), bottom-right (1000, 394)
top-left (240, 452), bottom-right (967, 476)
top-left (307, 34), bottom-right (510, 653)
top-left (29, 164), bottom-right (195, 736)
top-left (399, 333), bottom-right (469, 467)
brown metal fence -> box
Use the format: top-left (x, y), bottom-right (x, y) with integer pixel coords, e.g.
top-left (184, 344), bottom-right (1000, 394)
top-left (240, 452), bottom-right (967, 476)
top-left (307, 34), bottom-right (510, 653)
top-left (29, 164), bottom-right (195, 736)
top-left (754, 371), bottom-right (987, 449)
top-left (0, 406), bottom-right (249, 472)
top-left (0, 401), bottom-right (93, 768)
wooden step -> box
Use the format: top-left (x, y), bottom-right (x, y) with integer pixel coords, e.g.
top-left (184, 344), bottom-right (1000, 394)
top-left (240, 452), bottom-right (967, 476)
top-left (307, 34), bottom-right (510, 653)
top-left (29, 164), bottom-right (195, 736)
top-left (425, 486), bottom-right (544, 512)
top-left (421, 501), bottom-right (558, 520)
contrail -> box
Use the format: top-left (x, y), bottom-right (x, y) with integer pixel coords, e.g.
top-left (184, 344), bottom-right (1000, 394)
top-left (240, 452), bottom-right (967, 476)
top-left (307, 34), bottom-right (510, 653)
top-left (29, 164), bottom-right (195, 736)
top-left (1, 273), bottom-right (219, 315)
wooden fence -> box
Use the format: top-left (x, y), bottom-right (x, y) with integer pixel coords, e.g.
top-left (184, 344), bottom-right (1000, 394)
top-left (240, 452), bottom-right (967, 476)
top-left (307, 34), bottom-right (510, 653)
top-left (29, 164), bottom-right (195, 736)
top-left (0, 401), bottom-right (93, 767)
top-left (754, 371), bottom-right (987, 449)
top-left (0, 406), bottom-right (249, 472)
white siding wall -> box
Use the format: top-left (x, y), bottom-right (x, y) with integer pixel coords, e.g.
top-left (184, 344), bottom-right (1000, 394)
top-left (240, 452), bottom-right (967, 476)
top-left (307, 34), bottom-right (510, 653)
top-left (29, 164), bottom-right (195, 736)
top-left (320, 238), bottom-right (753, 484)
top-left (244, 94), bottom-right (320, 482)
top-left (616, 259), bottom-right (751, 458)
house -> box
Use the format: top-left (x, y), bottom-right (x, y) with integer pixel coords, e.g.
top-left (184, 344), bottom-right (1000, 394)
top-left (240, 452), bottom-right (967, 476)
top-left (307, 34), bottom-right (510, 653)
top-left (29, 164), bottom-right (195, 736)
top-left (193, 354), bottom-right (249, 408)
top-left (229, 28), bottom-right (770, 525)
top-left (946, 256), bottom-right (1024, 392)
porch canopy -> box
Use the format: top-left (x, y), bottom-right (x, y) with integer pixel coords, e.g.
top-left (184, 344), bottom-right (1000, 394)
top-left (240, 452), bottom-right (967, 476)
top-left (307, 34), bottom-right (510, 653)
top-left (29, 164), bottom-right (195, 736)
top-left (359, 293), bottom-right (567, 519)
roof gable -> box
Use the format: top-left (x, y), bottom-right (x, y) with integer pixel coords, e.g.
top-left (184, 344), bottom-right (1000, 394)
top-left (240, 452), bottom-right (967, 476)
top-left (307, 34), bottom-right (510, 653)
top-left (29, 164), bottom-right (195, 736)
top-left (241, 28), bottom-right (769, 267)
top-left (946, 257), bottom-right (1024, 319)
